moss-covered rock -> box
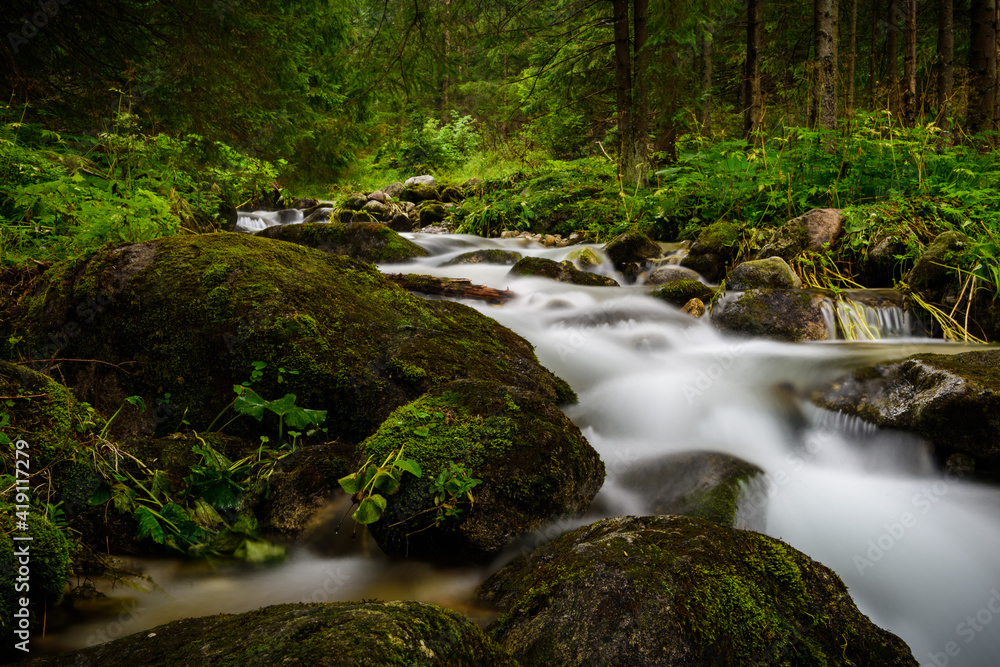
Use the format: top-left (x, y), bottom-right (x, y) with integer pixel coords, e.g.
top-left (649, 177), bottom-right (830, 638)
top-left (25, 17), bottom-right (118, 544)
top-left (0, 510), bottom-right (71, 662)
top-left (440, 186), bottom-right (465, 203)
top-left (757, 209), bottom-right (842, 261)
top-left (906, 231), bottom-right (972, 299)
top-left (603, 231), bottom-right (661, 283)
top-left (650, 280), bottom-right (716, 309)
top-left (402, 184), bottom-right (440, 203)
top-left (361, 380), bottom-right (605, 564)
top-left (618, 451), bottom-right (765, 528)
top-left (711, 289), bottom-right (831, 342)
top-left (255, 221), bottom-right (428, 264)
top-left (478, 515), bottom-right (917, 667)
top-left (565, 247), bottom-right (604, 269)
top-left (508, 257), bottom-right (619, 287)
top-left (14, 234), bottom-right (575, 443)
top-left (443, 249), bottom-right (523, 266)
top-left (24, 601), bottom-right (516, 666)
top-left (811, 350), bottom-right (1000, 472)
top-left (680, 221), bottom-right (742, 283)
top-left (419, 202), bottom-right (448, 226)
top-left (727, 257), bottom-right (802, 291)
top-left (341, 193), bottom-right (368, 211)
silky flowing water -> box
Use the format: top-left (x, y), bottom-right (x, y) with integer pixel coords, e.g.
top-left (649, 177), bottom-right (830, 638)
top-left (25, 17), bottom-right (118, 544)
top-left (46, 232), bottom-right (1000, 666)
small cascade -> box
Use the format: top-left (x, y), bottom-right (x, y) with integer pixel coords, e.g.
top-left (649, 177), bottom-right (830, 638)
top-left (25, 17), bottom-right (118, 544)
top-left (832, 290), bottom-right (915, 340)
top-left (235, 209), bottom-right (304, 233)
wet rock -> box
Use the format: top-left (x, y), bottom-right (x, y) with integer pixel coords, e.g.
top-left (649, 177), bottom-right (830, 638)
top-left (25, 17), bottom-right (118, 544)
top-left (403, 183), bottom-right (440, 203)
top-left (477, 515), bottom-right (918, 667)
top-left (681, 298), bottom-right (706, 319)
top-left (256, 222), bottom-right (428, 264)
top-left (603, 231), bottom-right (661, 283)
top-left (368, 191), bottom-right (388, 204)
top-left (650, 280), bottom-right (716, 309)
top-left (362, 380), bottom-right (605, 564)
top-left (727, 256), bottom-right (801, 290)
top-left (508, 257), bottom-right (620, 287)
top-left (405, 175), bottom-right (436, 188)
top-left (758, 208), bottom-right (843, 261)
top-left (565, 247), bottom-right (604, 269)
top-left (15, 234), bottom-right (576, 442)
top-left (680, 221), bottom-right (742, 283)
top-left (443, 249), bottom-right (522, 266)
top-left (362, 200), bottom-right (389, 219)
top-left (24, 601), bottom-right (516, 667)
top-left (440, 186), bottom-right (464, 203)
top-left (301, 207), bottom-right (332, 224)
top-left (812, 350), bottom-right (1000, 471)
top-left (618, 451), bottom-right (764, 529)
top-left (419, 202), bottom-right (448, 226)
top-left (645, 265), bottom-right (703, 285)
top-left (711, 289), bottom-right (831, 342)
top-left (907, 231), bottom-right (971, 301)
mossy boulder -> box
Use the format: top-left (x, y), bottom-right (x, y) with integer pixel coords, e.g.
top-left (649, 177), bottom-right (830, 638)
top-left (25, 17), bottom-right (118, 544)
top-left (727, 257), bottom-right (802, 291)
top-left (360, 380), bottom-right (605, 564)
top-left (603, 231), bottom-right (661, 283)
top-left (443, 249), bottom-right (522, 266)
top-left (341, 193), bottom-right (368, 211)
top-left (650, 280), bottom-right (716, 309)
top-left (23, 601), bottom-right (516, 666)
top-left (0, 511), bottom-right (71, 663)
top-left (419, 202), bottom-right (448, 226)
top-left (757, 209), bottom-right (843, 262)
top-left (680, 221), bottom-right (742, 283)
top-left (811, 350), bottom-right (1000, 472)
top-left (440, 186), bottom-right (465, 203)
top-left (508, 257), bottom-right (619, 287)
top-left (14, 234), bottom-right (575, 443)
top-left (477, 515), bottom-right (917, 667)
top-left (565, 247), bottom-right (604, 269)
top-left (402, 184), bottom-right (440, 203)
top-left (618, 451), bottom-right (765, 529)
top-left (906, 231), bottom-right (972, 300)
top-left (711, 289), bottom-right (831, 342)
top-left (255, 221), bottom-right (428, 264)
top-left (0, 361), bottom-right (101, 518)
top-left (645, 264), bottom-right (703, 285)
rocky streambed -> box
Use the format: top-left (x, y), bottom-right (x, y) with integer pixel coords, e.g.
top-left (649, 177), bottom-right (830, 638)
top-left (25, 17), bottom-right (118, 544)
top-left (4, 190), bottom-right (1000, 665)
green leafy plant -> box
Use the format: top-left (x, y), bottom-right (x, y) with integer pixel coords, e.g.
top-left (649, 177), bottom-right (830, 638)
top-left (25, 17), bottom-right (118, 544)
top-left (337, 448), bottom-right (422, 529)
top-left (428, 462), bottom-right (481, 527)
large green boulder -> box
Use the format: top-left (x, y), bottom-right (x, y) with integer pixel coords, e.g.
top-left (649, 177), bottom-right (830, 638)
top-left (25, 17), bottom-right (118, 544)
top-left (478, 515), bottom-right (918, 667)
top-left (711, 289), bottom-right (832, 342)
top-left (680, 221), bottom-right (742, 283)
top-left (12, 234), bottom-right (574, 442)
top-left (727, 257), bottom-right (802, 291)
top-left (23, 601), bottom-right (517, 666)
top-left (255, 221), bottom-right (427, 264)
top-left (360, 380), bottom-right (605, 564)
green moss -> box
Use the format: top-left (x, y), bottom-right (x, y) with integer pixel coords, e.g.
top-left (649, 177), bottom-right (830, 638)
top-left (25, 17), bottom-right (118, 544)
top-left (649, 279), bottom-right (715, 308)
top-left (694, 221), bottom-right (742, 253)
top-left (360, 380), bottom-right (603, 562)
top-left (508, 257), bottom-right (619, 287)
top-left (256, 221), bottom-right (429, 264)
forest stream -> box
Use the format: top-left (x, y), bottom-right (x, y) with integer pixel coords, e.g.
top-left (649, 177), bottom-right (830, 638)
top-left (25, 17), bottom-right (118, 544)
top-left (38, 230), bottom-right (1000, 667)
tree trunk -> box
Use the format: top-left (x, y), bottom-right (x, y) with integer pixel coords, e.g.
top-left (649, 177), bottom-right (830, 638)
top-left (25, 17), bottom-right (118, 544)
top-left (612, 0), bottom-right (644, 187)
top-left (814, 0), bottom-right (838, 132)
top-left (700, 21), bottom-right (714, 136)
top-left (887, 0), bottom-right (899, 115)
top-left (903, 0), bottom-right (917, 126)
top-left (632, 0), bottom-right (649, 186)
top-left (744, 0), bottom-right (764, 142)
top-left (969, 0), bottom-right (997, 135)
top-left (869, 0), bottom-right (879, 109)
top-left (848, 0), bottom-right (858, 115)
top-left (937, 0), bottom-right (954, 133)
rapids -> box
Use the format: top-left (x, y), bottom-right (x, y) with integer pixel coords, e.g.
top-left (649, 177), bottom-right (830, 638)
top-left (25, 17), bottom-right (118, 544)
top-left (46, 232), bottom-right (1000, 666)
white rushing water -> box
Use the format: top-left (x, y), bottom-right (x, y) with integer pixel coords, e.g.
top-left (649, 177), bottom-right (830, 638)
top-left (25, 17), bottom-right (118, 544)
top-left (48, 232), bottom-right (1000, 666)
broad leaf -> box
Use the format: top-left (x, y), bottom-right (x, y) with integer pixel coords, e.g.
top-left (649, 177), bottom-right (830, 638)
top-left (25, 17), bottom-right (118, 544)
top-left (134, 505), bottom-right (166, 543)
top-left (233, 386), bottom-right (268, 420)
top-left (372, 470), bottom-right (400, 494)
top-left (338, 472), bottom-right (362, 494)
top-left (353, 494), bottom-right (387, 524)
top-left (394, 459), bottom-right (422, 478)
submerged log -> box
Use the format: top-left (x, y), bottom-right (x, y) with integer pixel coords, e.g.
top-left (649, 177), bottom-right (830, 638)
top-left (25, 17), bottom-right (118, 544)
top-left (383, 272), bottom-right (516, 305)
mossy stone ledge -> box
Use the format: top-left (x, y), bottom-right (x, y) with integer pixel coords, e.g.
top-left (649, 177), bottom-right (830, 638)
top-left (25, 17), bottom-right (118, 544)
top-left (254, 221), bottom-right (428, 264)
top-left (477, 515), bottom-right (918, 667)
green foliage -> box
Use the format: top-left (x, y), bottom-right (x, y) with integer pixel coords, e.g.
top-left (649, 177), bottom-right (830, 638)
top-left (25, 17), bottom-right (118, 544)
top-left (337, 448), bottom-right (422, 527)
top-left (379, 111), bottom-right (481, 171)
top-left (428, 461), bottom-right (481, 527)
